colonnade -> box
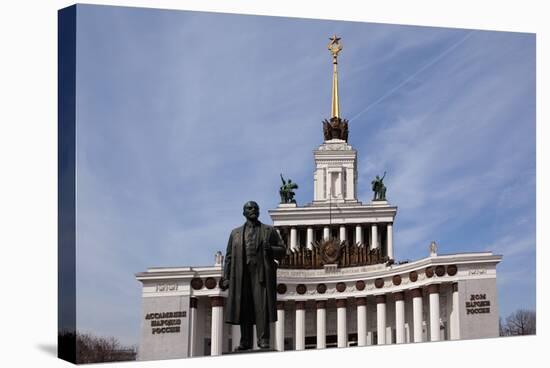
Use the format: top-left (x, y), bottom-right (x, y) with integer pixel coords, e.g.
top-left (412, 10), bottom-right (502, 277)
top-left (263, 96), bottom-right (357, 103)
top-left (284, 223), bottom-right (394, 260)
top-left (192, 283), bottom-right (460, 356)
top-left (274, 283), bottom-right (457, 351)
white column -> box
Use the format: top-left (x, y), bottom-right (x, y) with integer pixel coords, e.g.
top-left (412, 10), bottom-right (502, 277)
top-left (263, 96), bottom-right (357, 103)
top-left (210, 297), bottom-right (224, 356)
top-left (316, 167), bottom-right (326, 201)
top-left (290, 227), bottom-right (298, 251)
top-left (412, 289), bottom-right (423, 343)
top-left (395, 292), bottom-right (405, 344)
top-left (376, 295), bottom-right (386, 345)
top-left (345, 167), bottom-right (354, 200)
top-left (316, 301), bottom-right (326, 349)
top-left (429, 285), bottom-right (440, 342)
top-left (386, 327), bottom-right (393, 344)
top-left (339, 225), bottom-right (346, 242)
top-left (231, 325), bottom-right (241, 351)
top-left (188, 298), bottom-right (198, 357)
top-left (450, 283), bottom-right (460, 340)
top-left (355, 225), bottom-right (363, 246)
top-left (295, 301), bottom-right (306, 350)
top-left (276, 302), bottom-right (285, 351)
top-left (371, 224), bottom-right (378, 249)
top-left (314, 169), bottom-right (320, 200)
top-left (323, 226), bottom-right (330, 240)
top-left (337, 299), bottom-right (347, 348)
top-left (357, 297), bottom-right (367, 347)
top-left (387, 223), bottom-right (394, 260)
top-left (306, 227), bottom-right (314, 250)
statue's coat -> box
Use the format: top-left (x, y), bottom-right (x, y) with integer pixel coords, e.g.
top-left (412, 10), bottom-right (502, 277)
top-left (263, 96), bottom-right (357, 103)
top-left (223, 223), bottom-right (286, 325)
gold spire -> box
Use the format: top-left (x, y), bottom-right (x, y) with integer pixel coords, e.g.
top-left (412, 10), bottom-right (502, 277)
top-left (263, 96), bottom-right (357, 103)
top-left (328, 34), bottom-right (343, 118)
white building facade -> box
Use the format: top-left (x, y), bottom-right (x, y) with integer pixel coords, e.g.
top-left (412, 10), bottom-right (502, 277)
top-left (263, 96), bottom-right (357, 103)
top-left (135, 36), bottom-right (502, 360)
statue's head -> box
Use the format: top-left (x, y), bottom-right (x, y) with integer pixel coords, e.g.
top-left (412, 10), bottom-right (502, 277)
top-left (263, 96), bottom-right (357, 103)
top-left (243, 201), bottom-right (260, 221)
top-left (376, 175), bottom-right (380, 180)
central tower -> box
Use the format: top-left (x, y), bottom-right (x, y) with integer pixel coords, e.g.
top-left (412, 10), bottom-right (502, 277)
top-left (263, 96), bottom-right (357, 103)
top-left (313, 35), bottom-right (358, 204)
top-left (269, 35), bottom-right (397, 262)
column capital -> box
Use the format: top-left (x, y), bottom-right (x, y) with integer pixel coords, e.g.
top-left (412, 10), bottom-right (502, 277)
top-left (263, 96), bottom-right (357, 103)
top-left (210, 296), bottom-right (225, 307)
top-left (452, 282), bottom-right (459, 292)
top-left (276, 301), bottom-right (285, 310)
top-left (393, 292), bottom-right (404, 301)
top-left (356, 297), bottom-right (367, 306)
top-left (375, 294), bottom-right (386, 304)
top-left (316, 300), bottom-right (327, 309)
top-left (336, 299), bottom-right (347, 308)
top-left (427, 284), bottom-right (440, 294)
top-left (411, 288), bottom-right (423, 298)
top-left (295, 301), bottom-right (306, 310)
top-left (190, 297), bottom-right (198, 309)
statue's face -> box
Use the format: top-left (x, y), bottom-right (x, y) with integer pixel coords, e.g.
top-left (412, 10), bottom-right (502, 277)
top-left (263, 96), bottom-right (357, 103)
top-left (243, 201), bottom-right (260, 221)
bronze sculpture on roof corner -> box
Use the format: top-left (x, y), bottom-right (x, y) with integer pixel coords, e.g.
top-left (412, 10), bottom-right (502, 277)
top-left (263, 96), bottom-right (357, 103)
top-left (279, 174), bottom-right (298, 204)
top-left (372, 171), bottom-right (387, 201)
top-left (221, 201), bottom-right (286, 351)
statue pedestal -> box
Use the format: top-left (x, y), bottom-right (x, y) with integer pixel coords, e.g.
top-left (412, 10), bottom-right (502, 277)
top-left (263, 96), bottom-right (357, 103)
top-left (370, 200), bottom-right (389, 206)
top-left (224, 348), bottom-right (277, 355)
top-left (278, 203), bottom-right (297, 208)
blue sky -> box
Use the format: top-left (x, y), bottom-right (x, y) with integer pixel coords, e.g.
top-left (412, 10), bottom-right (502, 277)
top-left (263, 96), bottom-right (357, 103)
top-left (73, 5), bottom-right (535, 346)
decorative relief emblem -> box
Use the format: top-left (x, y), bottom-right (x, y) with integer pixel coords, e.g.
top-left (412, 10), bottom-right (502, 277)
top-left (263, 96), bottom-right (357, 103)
top-left (355, 280), bottom-right (366, 291)
top-left (392, 275), bottom-right (402, 286)
top-left (190, 278), bottom-right (203, 290)
top-left (447, 264), bottom-right (458, 276)
top-left (205, 277), bottom-right (217, 289)
top-left (317, 283), bottom-right (327, 294)
top-left (374, 278), bottom-right (384, 289)
top-left (156, 283), bottom-right (178, 292)
top-left (435, 266), bottom-right (445, 277)
top-left (409, 271), bottom-right (418, 282)
top-left (320, 238), bottom-right (343, 265)
top-left (277, 283), bottom-right (287, 294)
top-left (296, 284), bottom-right (307, 295)
top-left (425, 267), bottom-right (434, 278)
top-left (336, 282), bottom-right (347, 292)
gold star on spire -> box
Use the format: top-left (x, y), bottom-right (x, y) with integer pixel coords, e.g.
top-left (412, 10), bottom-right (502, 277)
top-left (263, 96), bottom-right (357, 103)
top-left (328, 34), bottom-right (343, 64)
